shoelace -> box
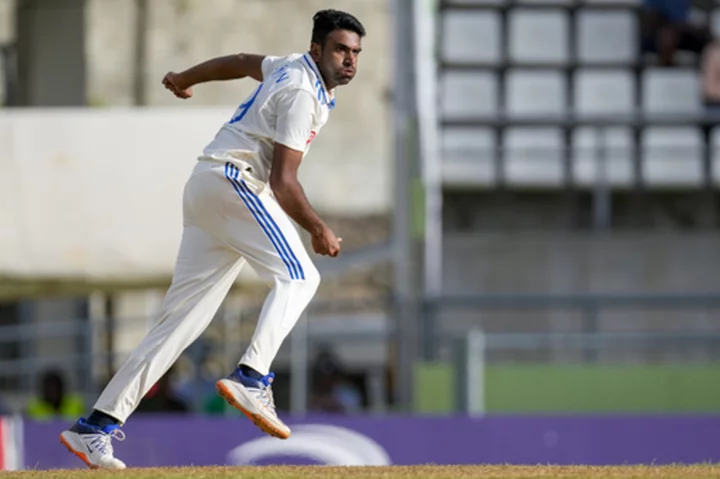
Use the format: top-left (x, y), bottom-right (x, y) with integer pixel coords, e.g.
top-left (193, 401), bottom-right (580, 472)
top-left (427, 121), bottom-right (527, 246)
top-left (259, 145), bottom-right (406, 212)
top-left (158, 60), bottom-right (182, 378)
top-left (90, 429), bottom-right (126, 456)
top-left (256, 384), bottom-right (277, 413)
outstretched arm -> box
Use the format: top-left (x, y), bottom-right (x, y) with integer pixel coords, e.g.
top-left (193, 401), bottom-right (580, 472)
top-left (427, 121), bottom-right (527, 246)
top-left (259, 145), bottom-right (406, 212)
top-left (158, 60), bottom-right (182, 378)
top-left (162, 53), bottom-right (265, 99)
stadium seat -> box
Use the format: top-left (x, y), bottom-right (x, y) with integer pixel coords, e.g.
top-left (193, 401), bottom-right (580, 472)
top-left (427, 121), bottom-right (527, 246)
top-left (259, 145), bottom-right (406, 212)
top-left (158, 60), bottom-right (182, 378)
top-left (503, 128), bottom-right (564, 186)
top-left (441, 11), bottom-right (500, 63)
top-left (508, 9), bottom-right (569, 64)
top-left (642, 69), bottom-right (701, 114)
top-left (574, 70), bottom-right (635, 114)
top-left (506, 70), bottom-right (567, 115)
top-left (641, 127), bottom-right (704, 186)
top-left (576, 10), bottom-right (636, 63)
top-left (572, 127), bottom-right (635, 187)
top-left (441, 71), bottom-right (498, 118)
top-left (441, 128), bottom-right (498, 186)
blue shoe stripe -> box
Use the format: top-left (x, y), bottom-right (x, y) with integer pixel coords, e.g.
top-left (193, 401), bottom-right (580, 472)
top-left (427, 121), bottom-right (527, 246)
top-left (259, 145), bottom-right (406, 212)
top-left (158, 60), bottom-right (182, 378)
top-left (72, 418), bottom-right (120, 435)
top-left (229, 368), bottom-right (275, 389)
top-left (235, 178), bottom-right (305, 280)
top-left (224, 163), bottom-right (298, 279)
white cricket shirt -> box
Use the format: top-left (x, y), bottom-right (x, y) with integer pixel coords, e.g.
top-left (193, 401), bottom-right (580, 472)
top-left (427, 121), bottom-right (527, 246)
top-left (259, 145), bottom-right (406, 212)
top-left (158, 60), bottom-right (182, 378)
top-left (199, 52), bottom-right (336, 183)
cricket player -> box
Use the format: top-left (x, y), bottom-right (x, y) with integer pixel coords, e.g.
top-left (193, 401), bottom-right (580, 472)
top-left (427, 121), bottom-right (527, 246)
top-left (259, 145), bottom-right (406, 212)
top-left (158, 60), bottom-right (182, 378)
top-left (59, 9), bottom-right (365, 469)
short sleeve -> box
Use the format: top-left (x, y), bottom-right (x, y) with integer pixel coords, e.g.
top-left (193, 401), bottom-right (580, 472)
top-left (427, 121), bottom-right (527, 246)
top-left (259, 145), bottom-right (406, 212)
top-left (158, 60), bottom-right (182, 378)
top-left (273, 89), bottom-right (317, 152)
top-left (261, 55), bottom-right (286, 80)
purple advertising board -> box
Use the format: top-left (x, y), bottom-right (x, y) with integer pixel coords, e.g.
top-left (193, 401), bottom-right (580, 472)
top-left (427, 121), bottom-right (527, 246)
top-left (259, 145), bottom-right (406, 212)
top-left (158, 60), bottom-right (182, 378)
top-left (16, 415), bottom-right (720, 470)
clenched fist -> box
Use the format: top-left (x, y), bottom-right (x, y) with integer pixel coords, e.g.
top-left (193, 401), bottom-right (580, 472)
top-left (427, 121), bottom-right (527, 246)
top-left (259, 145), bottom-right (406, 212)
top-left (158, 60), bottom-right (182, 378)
top-left (162, 72), bottom-right (193, 99)
top-left (312, 226), bottom-right (342, 257)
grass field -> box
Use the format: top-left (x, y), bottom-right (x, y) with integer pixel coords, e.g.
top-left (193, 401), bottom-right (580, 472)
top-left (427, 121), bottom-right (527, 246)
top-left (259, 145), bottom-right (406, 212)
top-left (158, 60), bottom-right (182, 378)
top-left (4, 465), bottom-right (720, 479)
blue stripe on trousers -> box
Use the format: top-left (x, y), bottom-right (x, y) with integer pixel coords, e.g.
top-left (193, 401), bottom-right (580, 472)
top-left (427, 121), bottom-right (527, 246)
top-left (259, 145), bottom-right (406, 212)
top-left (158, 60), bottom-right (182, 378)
top-left (223, 163), bottom-right (298, 279)
top-left (227, 164), bottom-right (304, 280)
top-left (234, 177), bottom-right (306, 281)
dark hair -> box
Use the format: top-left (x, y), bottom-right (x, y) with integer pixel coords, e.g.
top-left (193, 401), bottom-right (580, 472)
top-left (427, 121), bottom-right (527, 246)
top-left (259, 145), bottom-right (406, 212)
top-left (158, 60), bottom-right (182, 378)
top-left (311, 9), bottom-right (366, 46)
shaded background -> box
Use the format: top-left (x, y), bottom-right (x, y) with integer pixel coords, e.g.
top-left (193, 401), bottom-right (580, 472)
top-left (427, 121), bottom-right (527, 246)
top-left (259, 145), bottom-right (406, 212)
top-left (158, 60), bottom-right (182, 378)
top-left (1, 0), bottom-right (719, 468)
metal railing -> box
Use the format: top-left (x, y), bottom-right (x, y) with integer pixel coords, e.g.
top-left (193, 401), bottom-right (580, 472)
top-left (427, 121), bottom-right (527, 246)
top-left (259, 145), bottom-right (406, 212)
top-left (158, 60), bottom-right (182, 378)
top-left (423, 292), bottom-right (720, 362)
top-left (2, 291), bottom-right (720, 413)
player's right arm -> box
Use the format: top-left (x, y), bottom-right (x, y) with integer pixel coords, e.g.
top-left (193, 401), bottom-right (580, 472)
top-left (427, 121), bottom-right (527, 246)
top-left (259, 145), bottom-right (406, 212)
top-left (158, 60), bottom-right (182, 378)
top-left (271, 144), bottom-right (341, 257)
top-left (162, 53), bottom-right (265, 99)
top-left (269, 90), bottom-right (341, 257)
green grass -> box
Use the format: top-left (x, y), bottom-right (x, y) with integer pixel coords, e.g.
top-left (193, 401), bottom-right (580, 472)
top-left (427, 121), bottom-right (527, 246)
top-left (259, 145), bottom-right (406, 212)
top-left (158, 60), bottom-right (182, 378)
top-left (4, 465), bottom-right (720, 479)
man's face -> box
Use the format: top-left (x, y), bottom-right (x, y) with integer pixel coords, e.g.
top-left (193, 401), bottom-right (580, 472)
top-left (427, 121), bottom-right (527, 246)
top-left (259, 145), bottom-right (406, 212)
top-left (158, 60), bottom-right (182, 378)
top-left (312, 29), bottom-right (362, 88)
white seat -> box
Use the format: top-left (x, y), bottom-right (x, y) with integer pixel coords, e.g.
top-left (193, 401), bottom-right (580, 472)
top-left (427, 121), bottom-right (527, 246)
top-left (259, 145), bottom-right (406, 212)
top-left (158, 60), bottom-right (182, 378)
top-left (572, 127), bottom-right (635, 187)
top-left (442, 128), bottom-right (497, 186)
top-left (574, 70), bottom-right (634, 114)
top-left (441, 12), bottom-right (500, 64)
top-left (508, 10), bottom-right (569, 64)
top-left (577, 11), bottom-right (636, 63)
top-left (506, 70), bottom-right (566, 115)
top-left (441, 72), bottom-right (498, 118)
top-left (642, 69), bottom-right (701, 114)
top-left (641, 127), bottom-right (704, 187)
top-left (503, 128), bottom-right (564, 186)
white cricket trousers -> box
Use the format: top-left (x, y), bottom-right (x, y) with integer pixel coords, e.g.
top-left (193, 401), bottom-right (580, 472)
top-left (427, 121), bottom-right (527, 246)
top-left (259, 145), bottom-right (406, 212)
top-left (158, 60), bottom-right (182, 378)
top-left (94, 160), bottom-right (320, 423)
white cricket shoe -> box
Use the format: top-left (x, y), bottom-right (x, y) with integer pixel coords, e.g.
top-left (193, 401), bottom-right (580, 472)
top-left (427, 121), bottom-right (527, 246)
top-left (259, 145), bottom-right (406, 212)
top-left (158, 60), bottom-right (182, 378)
top-left (59, 418), bottom-right (127, 469)
top-left (216, 369), bottom-right (291, 439)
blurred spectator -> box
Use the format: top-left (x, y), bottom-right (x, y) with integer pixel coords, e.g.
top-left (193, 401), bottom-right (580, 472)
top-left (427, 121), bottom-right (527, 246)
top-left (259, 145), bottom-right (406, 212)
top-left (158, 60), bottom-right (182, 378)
top-left (641, 0), bottom-right (712, 67)
top-left (135, 366), bottom-right (190, 414)
top-left (309, 347), bottom-right (363, 414)
top-left (25, 369), bottom-right (84, 421)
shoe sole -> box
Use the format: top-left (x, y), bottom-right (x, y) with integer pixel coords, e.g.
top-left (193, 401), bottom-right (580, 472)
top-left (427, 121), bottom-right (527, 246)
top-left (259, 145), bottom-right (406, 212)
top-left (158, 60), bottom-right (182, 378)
top-left (59, 432), bottom-right (98, 469)
top-left (215, 380), bottom-right (290, 440)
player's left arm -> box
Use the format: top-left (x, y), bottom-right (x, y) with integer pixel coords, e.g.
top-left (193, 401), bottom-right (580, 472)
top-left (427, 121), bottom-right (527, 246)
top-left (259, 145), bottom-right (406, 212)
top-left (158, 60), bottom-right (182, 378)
top-left (162, 53), bottom-right (265, 99)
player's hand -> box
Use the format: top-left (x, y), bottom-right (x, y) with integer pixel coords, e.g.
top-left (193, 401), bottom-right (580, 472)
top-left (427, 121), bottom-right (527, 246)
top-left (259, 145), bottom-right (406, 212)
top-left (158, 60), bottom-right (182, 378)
top-left (312, 226), bottom-right (342, 257)
top-left (162, 72), bottom-right (193, 99)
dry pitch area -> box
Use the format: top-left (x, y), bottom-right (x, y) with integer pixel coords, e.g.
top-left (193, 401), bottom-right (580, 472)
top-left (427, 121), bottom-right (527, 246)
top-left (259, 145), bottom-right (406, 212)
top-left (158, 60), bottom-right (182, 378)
top-left (2, 465), bottom-right (720, 479)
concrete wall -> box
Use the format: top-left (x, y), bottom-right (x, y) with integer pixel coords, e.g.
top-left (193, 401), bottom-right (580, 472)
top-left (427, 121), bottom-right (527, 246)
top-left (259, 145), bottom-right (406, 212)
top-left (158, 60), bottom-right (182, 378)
top-left (444, 233), bottom-right (720, 295)
top-left (0, 0), bottom-right (392, 211)
top-left (14, 0), bottom-right (86, 106)
top-left (0, 108), bottom-right (389, 282)
top-left (439, 233), bottom-right (720, 362)
top-left (84, 0), bottom-right (393, 213)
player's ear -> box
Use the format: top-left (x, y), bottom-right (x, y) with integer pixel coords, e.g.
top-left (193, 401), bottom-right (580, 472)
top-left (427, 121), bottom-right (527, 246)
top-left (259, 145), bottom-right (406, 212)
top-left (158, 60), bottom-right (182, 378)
top-left (309, 42), bottom-right (322, 62)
